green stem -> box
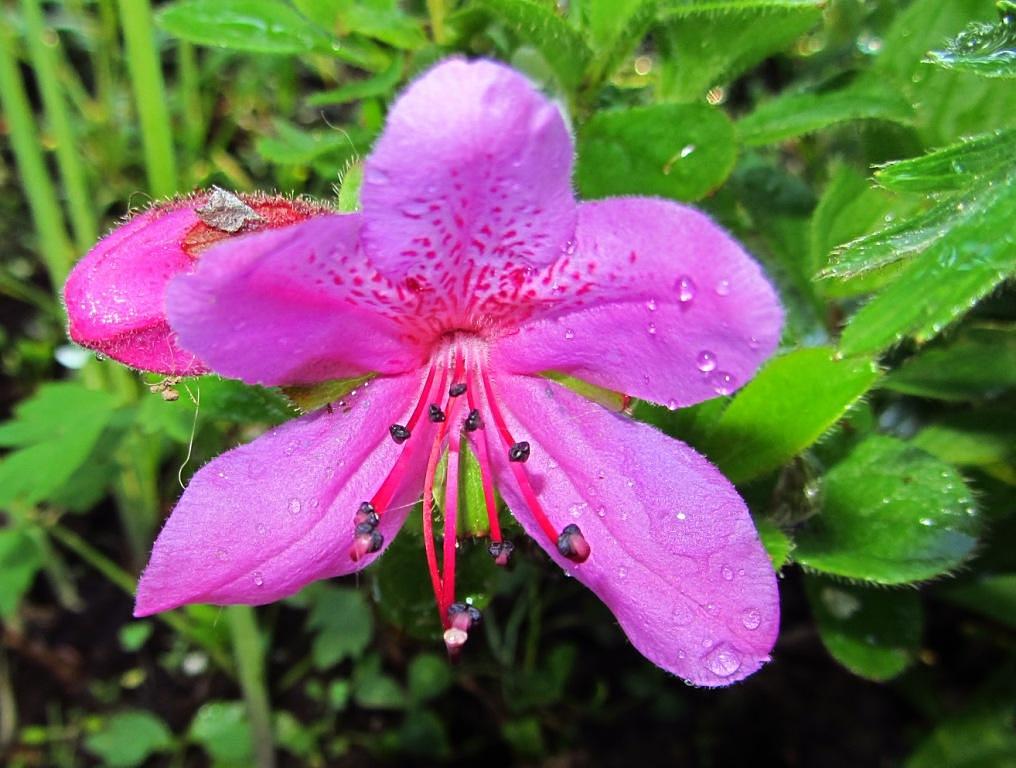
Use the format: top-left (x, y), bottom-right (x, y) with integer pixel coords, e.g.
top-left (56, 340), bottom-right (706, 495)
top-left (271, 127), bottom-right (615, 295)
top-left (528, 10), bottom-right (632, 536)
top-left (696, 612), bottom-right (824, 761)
top-left (116, 0), bottom-right (178, 197)
top-left (21, 0), bottom-right (97, 250)
top-left (45, 521), bottom-right (235, 675)
top-left (426, 0), bottom-right (448, 45)
top-left (0, 18), bottom-right (74, 286)
top-left (227, 607), bottom-right (276, 768)
top-left (177, 42), bottom-right (204, 187)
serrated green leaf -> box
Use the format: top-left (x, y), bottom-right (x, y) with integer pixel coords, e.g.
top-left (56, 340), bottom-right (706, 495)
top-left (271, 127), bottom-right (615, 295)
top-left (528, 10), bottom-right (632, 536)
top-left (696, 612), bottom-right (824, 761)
top-left (700, 347), bottom-right (880, 483)
top-left (158, 0), bottom-right (335, 55)
top-left (756, 518), bottom-right (793, 570)
top-left (307, 586), bottom-right (374, 668)
top-left (189, 701), bottom-right (252, 766)
top-left (577, 104), bottom-right (737, 201)
top-left (737, 81), bottom-right (915, 146)
top-left (0, 383), bottom-right (119, 506)
top-left (0, 527), bottom-right (45, 618)
top-left (874, 128), bottom-right (1016, 193)
top-left (195, 377), bottom-right (294, 424)
top-left (882, 325), bottom-right (1016, 400)
top-left (838, 174), bottom-right (1016, 356)
top-left (925, 1), bottom-right (1016, 79)
top-left (656, 5), bottom-right (821, 101)
top-left (476, 0), bottom-right (593, 90)
top-left (795, 435), bottom-right (980, 584)
top-left (85, 711), bottom-right (173, 768)
top-left (580, 0), bottom-right (657, 85)
top-left (658, 0), bottom-right (823, 13)
top-left (805, 575), bottom-right (922, 681)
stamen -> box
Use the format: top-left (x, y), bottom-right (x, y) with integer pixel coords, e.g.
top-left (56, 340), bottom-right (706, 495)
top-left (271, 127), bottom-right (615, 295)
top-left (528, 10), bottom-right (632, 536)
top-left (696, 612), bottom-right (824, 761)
top-left (444, 603), bottom-right (481, 656)
top-left (404, 364), bottom-right (438, 434)
top-left (508, 441), bottom-right (530, 462)
top-left (389, 423), bottom-right (411, 443)
top-left (449, 382), bottom-right (467, 397)
top-left (428, 404), bottom-right (446, 422)
top-left (557, 524), bottom-right (591, 563)
top-left (464, 408), bottom-right (482, 432)
top-left (350, 530), bottom-right (384, 561)
top-left (488, 540), bottom-right (515, 567)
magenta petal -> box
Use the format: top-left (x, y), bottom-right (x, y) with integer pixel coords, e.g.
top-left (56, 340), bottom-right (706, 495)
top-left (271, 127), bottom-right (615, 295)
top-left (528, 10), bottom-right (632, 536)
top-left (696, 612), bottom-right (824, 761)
top-left (480, 374), bottom-right (779, 686)
top-left (134, 373), bottom-right (430, 615)
top-left (64, 204), bottom-right (206, 375)
top-left (166, 215), bottom-right (426, 386)
top-left (360, 58), bottom-right (576, 279)
top-left (490, 198), bottom-right (783, 407)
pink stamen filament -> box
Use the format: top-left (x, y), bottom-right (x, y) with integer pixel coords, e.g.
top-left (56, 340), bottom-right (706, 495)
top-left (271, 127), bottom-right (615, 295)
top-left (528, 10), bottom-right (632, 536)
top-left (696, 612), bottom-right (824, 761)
top-left (479, 369), bottom-right (560, 545)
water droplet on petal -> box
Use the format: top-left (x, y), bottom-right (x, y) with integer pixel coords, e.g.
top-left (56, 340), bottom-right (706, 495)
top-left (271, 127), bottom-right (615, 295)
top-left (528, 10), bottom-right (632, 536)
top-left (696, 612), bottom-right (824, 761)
top-left (708, 370), bottom-right (736, 395)
top-left (742, 608), bottom-right (762, 630)
top-left (252, 571), bottom-right (265, 587)
top-left (715, 279), bottom-right (731, 296)
top-left (645, 298), bottom-right (657, 311)
top-left (647, 322), bottom-right (657, 335)
top-left (704, 645), bottom-right (741, 678)
top-left (696, 350), bottom-right (717, 372)
top-left (666, 399), bottom-right (678, 411)
top-left (289, 498), bottom-right (302, 515)
top-left (564, 328), bottom-right (575, 340)
top-left (676, 511), bottom-right (687, 521)
top-left (748, 336), bottom-right (761, 350)
top-left (596, 506), bottom-right (606, 518)
top-left (721, 565), bottom-right (734, 581)
top-left (215, 548), bottom-right (228, 561)
top-left (617, 567), bottom-right (628, 579)
top-left (675, 275), bottom-right (696, 303)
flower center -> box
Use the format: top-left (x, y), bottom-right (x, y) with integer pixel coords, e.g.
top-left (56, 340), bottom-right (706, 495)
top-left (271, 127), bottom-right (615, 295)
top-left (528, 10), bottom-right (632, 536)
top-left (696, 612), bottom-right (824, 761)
top-left (348, 333), bottom-right (590, 655)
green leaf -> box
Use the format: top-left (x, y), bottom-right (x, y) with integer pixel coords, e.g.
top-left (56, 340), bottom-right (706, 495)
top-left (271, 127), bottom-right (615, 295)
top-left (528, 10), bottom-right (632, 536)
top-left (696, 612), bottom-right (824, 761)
top-left (940, 573), bottom-right (1016, 629)
top-left (737, 81), bottom-right (915, 146)
top-left (699, 347), bottom-right (880, 484)
top-left (85, 711), bottom-right (173, 768)
top-left (805, 575), bottom-right (922, 681)
top-left (397, 709), bottom-right (450, 759)
top-left (256, 120), bottom-right (356, 166)
top-left (319, 0), bottom-right (427, 50)
top-left (0, 383), bottom-right (119, 506)
top-left (118, 621), bottom-right (154, 652)
top-left (0, 527), bottom-right (45, 618)
top-left (353, 655), bottom-right (406, 709)
top-left (580, 0), bottom-right (657, 85)
top-left (195, 377), bottom-right (293, 424)
top-left (337, 161), bottom-right (364, 213)
top-left (659, 0), bottom-right (823, 10)
top-left (274, 711), bottom-right (317, 758)
top-left (158, 0), bottom-right (336, 55)
top-left (925, 1), bottom-right (1016, 79)
top-left (189, 701), bottom-right (252, 767)
top-left (882, 325), bottom-right (1016, 400)
top-left (912, 409), bottom-right (1015, 479)
top-left (307, 586), bottom-right (374, 668)
top-left (407, 653), bottom-right (453, 703)
top-left (837, 173), bottom-right (1016, 357)
top-left (874, 128), bottom-right (1016, 193)
top-left (576, 104), bottom-right (737, 202)
top-left (795, 435), bottom-right (980, 584)
top-left (476, 0), bottom-right (593, 90)
top-left (756, 518), bottom-right (793, 571)
top-left (906, 702), bottom-right (1016, 768)
top-left (655, 4), bottom-right (821, 101)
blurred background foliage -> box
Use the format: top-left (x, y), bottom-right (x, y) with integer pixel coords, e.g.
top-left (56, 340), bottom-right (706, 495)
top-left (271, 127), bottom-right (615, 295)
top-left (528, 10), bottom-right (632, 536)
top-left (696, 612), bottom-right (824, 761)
top-left (0, 0), bottom-right (1014, 765)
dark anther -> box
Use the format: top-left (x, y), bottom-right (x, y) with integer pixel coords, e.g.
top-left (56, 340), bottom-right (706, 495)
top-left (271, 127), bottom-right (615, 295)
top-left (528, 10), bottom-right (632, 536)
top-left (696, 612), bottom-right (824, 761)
top-left (448, 602), bottom-right (482, 628)
top-left (508, 441), bottom-right (531, 462)
top-left (355, 520), bottom-right (377, 535)
top-left (350, 530), bottom-right (384, 561)
top-left (354, 502), bottom-right (379, 530)
top-left (449, 382), bottom-right (467, 397)
top-left (428, 404), bottom-right (446, 423)
top-left (464, 409), bottom-right (482, 431)
top-left (557, 524), bottom-right (591, 563)
top-left (389, 423), bottom-right (411, 444)
top-left (488, 540), bottom-right (515, 566)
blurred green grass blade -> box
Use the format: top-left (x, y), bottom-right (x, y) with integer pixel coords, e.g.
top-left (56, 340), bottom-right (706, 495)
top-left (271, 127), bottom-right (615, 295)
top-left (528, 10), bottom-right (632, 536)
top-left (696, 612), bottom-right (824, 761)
top-left (838, 174), bottom-right (1016, 356)
top-left (874, 128), bottom-right (1016, 193)
top-left (882, 325), bottom-right (1016, 400)
top-left (795, 435), bottom-right (980, 584)
top-left (118, 0), bottom-right (179, 197)
top-left (700, 347), bottom-right (880, 484)
top-left (737, 81), bottom-right (915, 147)
top-left (159, 0), bottom-right (334, 54)
top-left (306, 57), bottom-right (402, 106)
top-left (655, 4), bottom-right (821, 101)
top-left (576, 103), bottom-right (737, 202)
top-left (0, 18), bottom-right (75, 285)
top-left (21, 0), bottom-right (97, 250)
top-left (925, 1), bottom-right (1016, 79)
top-left (939, 573), bottom-right (1016, 630)
top-left (805, 576), bottom-right (922, 681)
top-left (475, 0), bottom-right (593, 91)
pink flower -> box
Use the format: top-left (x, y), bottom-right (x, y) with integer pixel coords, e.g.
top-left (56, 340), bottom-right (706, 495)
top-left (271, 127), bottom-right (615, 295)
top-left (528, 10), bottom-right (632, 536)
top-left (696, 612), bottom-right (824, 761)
top-left (65, 59), bottom-right (783, 686)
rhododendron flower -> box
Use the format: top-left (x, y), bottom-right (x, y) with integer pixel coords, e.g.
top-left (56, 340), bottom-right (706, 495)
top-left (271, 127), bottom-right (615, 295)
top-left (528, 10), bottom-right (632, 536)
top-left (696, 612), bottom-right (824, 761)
top-left (64, 59), bottom-right (783, 686)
